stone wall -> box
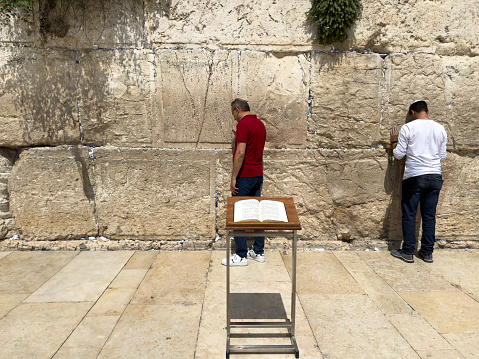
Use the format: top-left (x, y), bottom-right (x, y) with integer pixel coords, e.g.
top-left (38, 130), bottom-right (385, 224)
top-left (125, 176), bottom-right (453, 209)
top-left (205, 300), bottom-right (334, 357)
top-left (0, 0), bottom-right (478, 249)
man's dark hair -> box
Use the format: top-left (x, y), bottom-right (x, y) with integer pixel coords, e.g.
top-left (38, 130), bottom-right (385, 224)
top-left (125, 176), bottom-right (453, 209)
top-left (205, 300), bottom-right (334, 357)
top-left (231, 98), bottom-right (250, 112)
top-left (409, 100), bottom-right (428, 114)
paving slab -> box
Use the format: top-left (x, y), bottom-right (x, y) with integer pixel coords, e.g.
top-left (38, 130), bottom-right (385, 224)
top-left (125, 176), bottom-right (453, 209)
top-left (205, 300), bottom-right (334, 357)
top-left (0, 302), bottom-right (92, 359)
top-left (399, 291), bottom-right (479, 333)
top-left (123, 250), bottom-right (158, 270)
top-left (108, 268), bottom-right (149, 289)
top-left (300, 293), bottom-right (420, 359)
top-left (442, 333), bottom-right (479, 359)
top-left (416, 349), bottom-right (466, 359)
top-left (97, 303), bottom-right (202, 359)
top-left (0, 251), bottom-right (11, 259)
top-left (25, 251), bottom-right (133, 303)
top-left (88, 287), bottom-right (137, 317)
top-left (334, 251), bottom-right (414, 314)
top-left (131, 251), bottom-right (210, 305)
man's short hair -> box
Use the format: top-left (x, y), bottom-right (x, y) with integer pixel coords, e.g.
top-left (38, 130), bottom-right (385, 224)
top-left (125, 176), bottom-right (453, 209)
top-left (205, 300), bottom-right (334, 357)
top-left (409, 100), bottom-right (428, 114)
top-left (231, 98), bottom-right (250, 112)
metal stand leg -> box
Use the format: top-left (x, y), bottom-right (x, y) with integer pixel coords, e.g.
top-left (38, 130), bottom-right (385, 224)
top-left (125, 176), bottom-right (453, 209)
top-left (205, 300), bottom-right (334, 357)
top-left (226, 230), bottom-right (231, 359)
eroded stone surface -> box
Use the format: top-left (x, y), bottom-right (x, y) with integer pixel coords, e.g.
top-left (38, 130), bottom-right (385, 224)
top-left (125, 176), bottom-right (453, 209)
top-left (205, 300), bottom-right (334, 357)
top-left (9, 147), bottom-right (97, 240)
top-left (0, 149), bottom-right (16, 239)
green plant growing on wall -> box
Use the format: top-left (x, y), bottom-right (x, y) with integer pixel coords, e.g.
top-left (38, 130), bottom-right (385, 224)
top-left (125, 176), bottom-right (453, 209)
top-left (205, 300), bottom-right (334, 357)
top-left (0, 0), bottom-right (33, 24)
top-left (306, 0), bottom-right (362, 44)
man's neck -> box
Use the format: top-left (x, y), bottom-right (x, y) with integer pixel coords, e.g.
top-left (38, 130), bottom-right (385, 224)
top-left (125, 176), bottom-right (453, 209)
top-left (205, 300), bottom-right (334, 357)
top-left (238, 111), bottom-right (251, 121)
top-left (414, 111), bottom-right (430, 120)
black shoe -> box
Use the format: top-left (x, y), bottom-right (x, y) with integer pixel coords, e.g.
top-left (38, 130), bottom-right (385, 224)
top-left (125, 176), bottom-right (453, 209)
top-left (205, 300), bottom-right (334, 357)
top-left (417, 250), bottom-right (433, 263)
top-left (391, 249), bottom-right (414, 263)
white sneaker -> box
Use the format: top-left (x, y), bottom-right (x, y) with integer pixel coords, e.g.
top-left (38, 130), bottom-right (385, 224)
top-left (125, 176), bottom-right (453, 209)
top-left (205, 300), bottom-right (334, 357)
top-left (221, 254), bottom-right (248, 266)
top-left (247, 249), bottom-right (265, 263)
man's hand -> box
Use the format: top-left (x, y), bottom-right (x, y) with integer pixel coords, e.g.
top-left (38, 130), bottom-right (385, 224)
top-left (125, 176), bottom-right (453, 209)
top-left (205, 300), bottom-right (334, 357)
top-left (390, 126), bottom-right (399, 143)
top-left (230, 177), bottom-right (238, 195)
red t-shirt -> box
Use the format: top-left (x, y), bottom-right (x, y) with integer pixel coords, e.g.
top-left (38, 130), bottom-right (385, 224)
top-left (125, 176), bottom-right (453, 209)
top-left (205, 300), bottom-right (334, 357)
top-left (233, 114), bottom-right (266, 178)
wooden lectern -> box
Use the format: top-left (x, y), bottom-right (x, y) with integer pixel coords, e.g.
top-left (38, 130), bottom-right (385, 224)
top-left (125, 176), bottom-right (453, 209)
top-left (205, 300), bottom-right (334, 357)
top-left (225, 196), bottom-right (301, 358)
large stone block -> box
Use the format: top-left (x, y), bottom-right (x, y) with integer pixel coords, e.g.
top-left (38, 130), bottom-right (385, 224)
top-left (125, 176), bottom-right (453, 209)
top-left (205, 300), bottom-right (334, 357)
top-left (8, 147), bottom-right (97, 240)
top-left (146, 0), bottom-right (315, 51)
top-left (347, 0), bottom-right (479, 55)
top-left (444, 56), bottom-right (479, 153)
top-left (0, 47), bottom-right (80, 146)
top-left (216, 149), bottom-right (391, 242)
top-left (34, 0), bottom-right (143, 48)
top-left (0, 8), bottom-right (34, 44)
top-left (156, 49), bottom-right (238, 148)
top-left (78, 49), bottom-right (156, 147)
top-left (94, 148), bottom-right (215, 240)
top-left (238, 51), bottom-right (310, 149)
top-left (0, 149), bottom-right (16, 239)
top-left (308, 53), bottom-right (383, 149)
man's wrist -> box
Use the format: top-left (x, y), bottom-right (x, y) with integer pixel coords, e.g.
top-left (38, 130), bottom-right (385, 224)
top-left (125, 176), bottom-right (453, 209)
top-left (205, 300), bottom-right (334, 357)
top-left (391, 140), bottom-right (398, 144)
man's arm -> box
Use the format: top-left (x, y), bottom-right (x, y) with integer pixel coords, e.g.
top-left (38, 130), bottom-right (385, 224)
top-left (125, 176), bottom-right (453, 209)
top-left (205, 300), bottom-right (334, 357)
top-left (390, 125), bottom-right (407, 160)
top-left (230, 142), bottom-right (246, 195)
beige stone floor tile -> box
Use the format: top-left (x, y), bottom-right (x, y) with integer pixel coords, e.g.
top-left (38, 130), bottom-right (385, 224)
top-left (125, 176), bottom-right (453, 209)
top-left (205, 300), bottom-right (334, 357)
top-left (424, 251), bottom-right (479, 300)
top-left (108, 268), bottom-right (148, 289)
top-left (300, 293), bottom-right (420, 359)
top-left (123, 250), bottom-right (158, 270)
top-left (334, 251), bottom-right (414, 314)
top-left (131, 251), bottom-right (211, 305)
top-left (0, 302), bottom-right (92, 359)
top-left (399, 291), bottom-right (479, 333)
top-left (388, 314), bottom-right (454, 350)
top-left (0, 251), bottom-right (78, 294)
top-left (358, 251), bottom-right (458, 292)
top-left (0, 293), bottom-right (29, 318)
top-left (282, 251), bottom-right (364, 294)
top-left (443, 333), bottom-right (479, 359)
top-left (88, 287), bottom-right (137, 317)
top-left (208, 250), bottom-right (291, 283)
top-left (53, 316), bottom-right (119, 359)
top-left (25, 251), bottom-right (133, 303)
top-left (0, 251), bottom-right (11, 260)
top-left (97, 303), bottom-right (202, 359)
top-left (416, 349), bottom-right (466, 359)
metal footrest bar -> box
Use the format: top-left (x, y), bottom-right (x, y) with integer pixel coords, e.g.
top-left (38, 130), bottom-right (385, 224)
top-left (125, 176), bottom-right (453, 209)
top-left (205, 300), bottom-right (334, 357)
top-left (230, 321), bottom-right (292, 329)
top-left (229, 344), bottom-right (297, 355)
top-left (230, 333), bottom-right (292, 339)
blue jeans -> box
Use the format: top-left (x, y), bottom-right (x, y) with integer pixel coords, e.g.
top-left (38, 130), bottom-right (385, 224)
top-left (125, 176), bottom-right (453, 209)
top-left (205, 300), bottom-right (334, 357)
top-left (234, 176), bottom-right (264, 258)
top-left (401, 174), bottom-right (443, 255)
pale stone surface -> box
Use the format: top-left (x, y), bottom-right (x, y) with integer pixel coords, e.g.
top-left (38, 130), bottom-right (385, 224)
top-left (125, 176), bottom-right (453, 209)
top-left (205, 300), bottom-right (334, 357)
top-left (131, 251), bottom-right (210, 305)
top-left (0, 149), bottom-right (15, 239)
top-left (0, 293), bottom-right (28, 319)
top-left (123, 250), bottom-right (158, 269)
top-left (26, 251), bottom-right (133, 302)
top-left (9, 147), bottom-right (97, 240)
top-left (156, 49), bottom-right (238, 148)
top-left (0, 251), bottom-right (11, 260)
top-left (417, 350), bottom-right (468, 359)
top-left (97, 303), bottom-right (202, 359)
top-left (301, 293), bottom-right (420, 359)
top-left (308, 52), bottom-right (383, 149)
top-left (146, 0), bottom-right (315, 51)
top-left (334, 251), bottom-right (413, 314)
top-left (399, 291), bottom-right (479, 333)
top-left (53, 316), bottom-right (119, 359)
top-left (0, 47), bottom-right (80, 147)
top-left (387, 314), bottom-right (454, 351)
top-left (0, 302), bottom-right (92, 359)
top-left (443, 333), bottom-right (479, 359)
top-left (0, 8), bottom-right (34, 44)
top-left (94, 148), bottom-right (216, 240)
top-left (88, 288), bottom-right (137, 317)
top-left (108, 269), bottom-right (148, 289)
top-left (238, 51), bottom-right (310, 148)
top-left (78, 49), bottom-right (156, 147)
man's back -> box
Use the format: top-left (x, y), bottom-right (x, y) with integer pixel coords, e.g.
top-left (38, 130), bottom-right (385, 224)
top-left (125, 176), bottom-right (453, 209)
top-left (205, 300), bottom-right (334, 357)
top-left (234, 114), bottom-right (266, 178)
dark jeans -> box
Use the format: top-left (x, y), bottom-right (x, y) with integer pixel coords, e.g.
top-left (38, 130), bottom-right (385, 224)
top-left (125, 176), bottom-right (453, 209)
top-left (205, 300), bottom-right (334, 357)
top-left (234, 176), bottom-right (264, 258)
top-left (401, 174), bottom-right (443, 255)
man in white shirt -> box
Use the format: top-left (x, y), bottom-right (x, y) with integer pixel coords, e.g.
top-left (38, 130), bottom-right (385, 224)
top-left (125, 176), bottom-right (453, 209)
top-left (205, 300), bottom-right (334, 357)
top-left (389, 100), bottom-right (447, 263)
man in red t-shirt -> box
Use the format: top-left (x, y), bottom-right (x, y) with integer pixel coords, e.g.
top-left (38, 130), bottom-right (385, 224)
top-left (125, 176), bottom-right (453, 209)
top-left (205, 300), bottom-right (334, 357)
top-left (222, 99), bottom-right (267, 267)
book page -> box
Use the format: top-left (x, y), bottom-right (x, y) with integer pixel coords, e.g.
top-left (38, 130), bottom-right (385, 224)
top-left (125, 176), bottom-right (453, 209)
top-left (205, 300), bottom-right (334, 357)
top-left (259, 200), bottom-right (288, 222)
top-left (234, 199), bottom-right (260, 222)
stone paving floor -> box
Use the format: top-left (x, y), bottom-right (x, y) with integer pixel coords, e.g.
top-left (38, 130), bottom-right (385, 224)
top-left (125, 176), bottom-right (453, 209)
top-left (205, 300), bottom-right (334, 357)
top-left (0, 249), bottom-right (478, 359)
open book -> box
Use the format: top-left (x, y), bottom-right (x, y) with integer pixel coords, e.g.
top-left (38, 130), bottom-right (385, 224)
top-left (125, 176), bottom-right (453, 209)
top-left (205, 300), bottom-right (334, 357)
top-left (234, 199), bottom-right (288, 223)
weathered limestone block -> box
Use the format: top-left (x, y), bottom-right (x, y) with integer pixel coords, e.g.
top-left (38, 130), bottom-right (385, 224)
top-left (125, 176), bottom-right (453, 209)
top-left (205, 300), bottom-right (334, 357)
top-left (146, 0), bottom-right (316, 51)
top-left (8, 147), bottom-right (97, 240)
top-left (308, 53), bottom-right (383, 149)
top-left (382, 53), bottom-right (448, 144)
top-left (34, 0), bottom-right (143, 48)
top-left (156, 49), bottom-right (238, 148)
top-left (216, 149), bottom-right (391, 242)
top-left (78, 49), bottom-right (156, 147)
top-left (0, 149), bottom-right (16, 239)
top-left (94, 148), bottom-right (215, 240)
top-left (0, 8), bottom-right (34, 44)
top-left (348, 0), bottom-right (479, 55)
top-left (0, 47), bottom-right (80, 146)
top-left (444, 56), bottom-right (479, 153)
top-left (437, 153), bottom-right (479, 243)
top-left (238, 51), bottom-right (310, 149)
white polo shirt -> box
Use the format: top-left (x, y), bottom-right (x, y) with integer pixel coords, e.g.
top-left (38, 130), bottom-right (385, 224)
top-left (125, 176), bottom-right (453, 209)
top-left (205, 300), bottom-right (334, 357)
top-left (393, 119), bottom-right (447, 180)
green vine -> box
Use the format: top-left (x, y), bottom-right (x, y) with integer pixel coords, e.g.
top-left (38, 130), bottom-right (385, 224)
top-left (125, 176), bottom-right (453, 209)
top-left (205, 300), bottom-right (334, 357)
top-left (306, 0), bottom-right (362, 45)
top-left (0, 0), bottom-right (33, 24)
